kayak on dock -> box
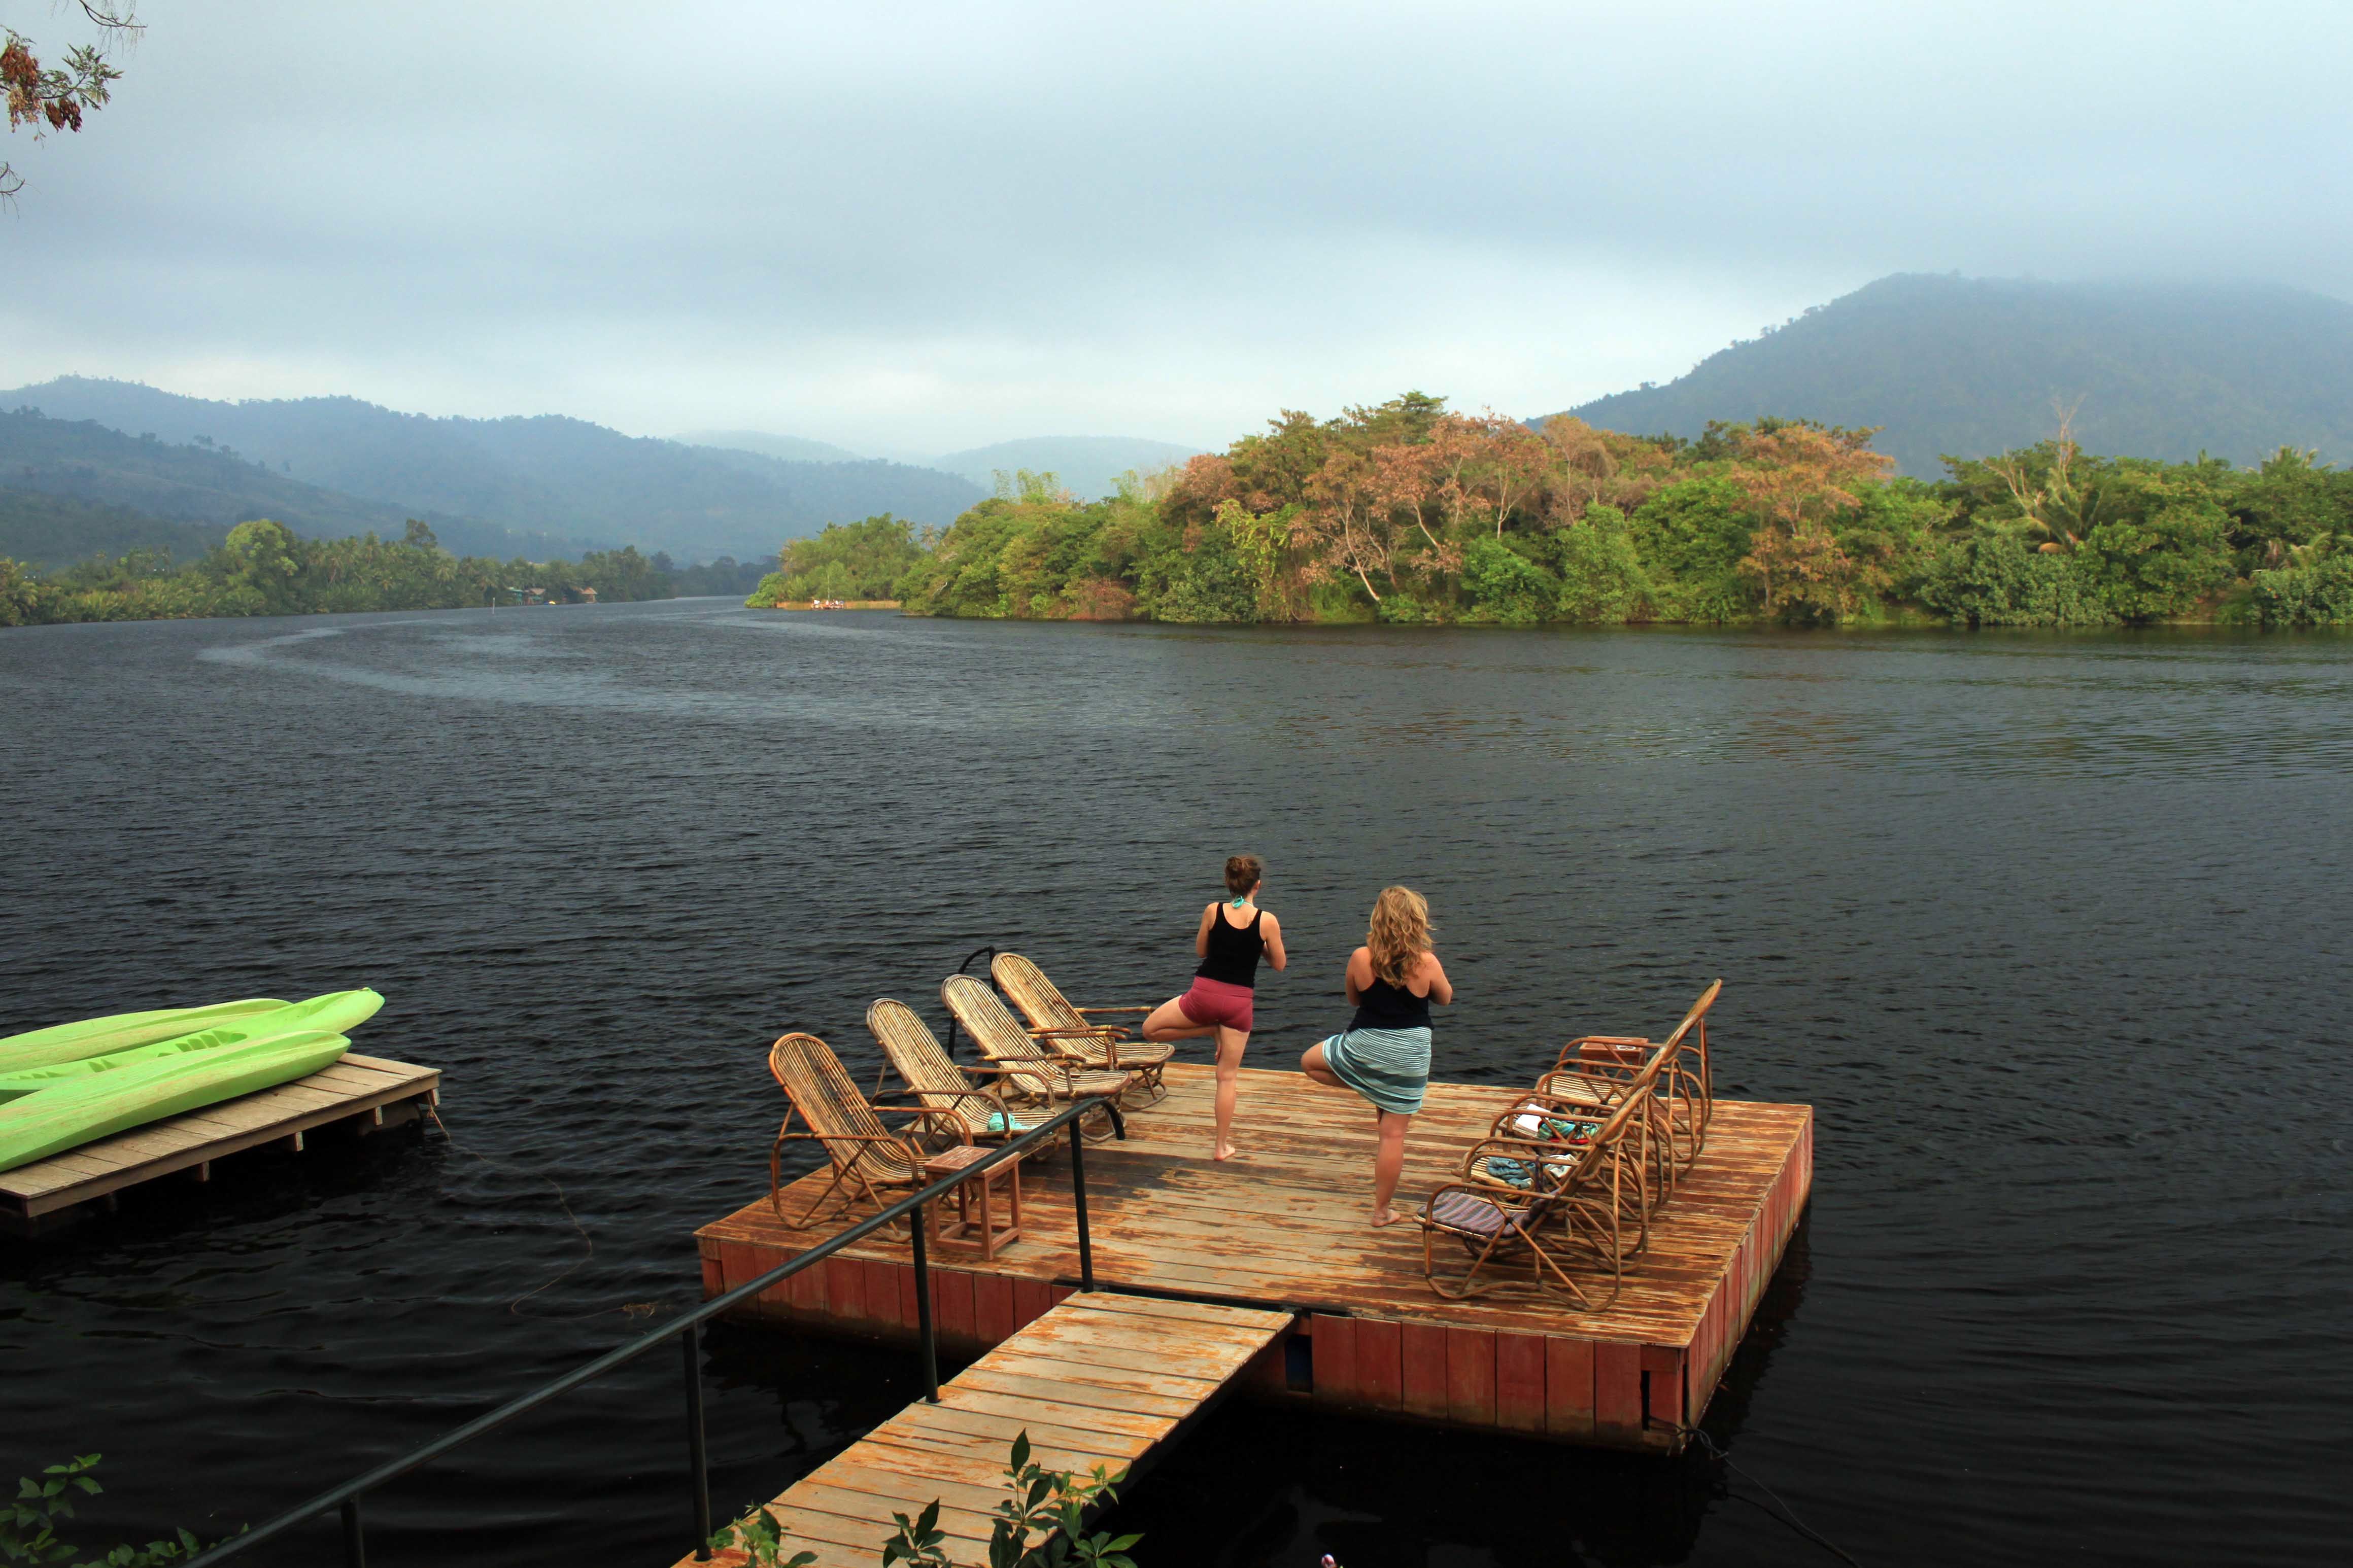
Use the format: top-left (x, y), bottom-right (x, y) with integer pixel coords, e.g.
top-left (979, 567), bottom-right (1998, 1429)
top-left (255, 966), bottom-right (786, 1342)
top-left (0, 989), bottom-right (387, 1173)
top-left (0, 1028), bottom-right (356, 1173)
top-left (0, 997), bottom-right (292, 1075)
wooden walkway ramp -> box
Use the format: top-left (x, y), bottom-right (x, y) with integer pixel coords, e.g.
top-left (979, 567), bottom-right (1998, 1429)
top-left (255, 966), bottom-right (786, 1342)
top-left (683, 1292), bottom-right (1294, 1568)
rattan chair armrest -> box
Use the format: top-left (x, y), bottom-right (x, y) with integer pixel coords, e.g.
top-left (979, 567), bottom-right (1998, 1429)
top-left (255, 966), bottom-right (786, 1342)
top-left (796, 1129), bottom-right (932, 1146)
top-left (1027, 1026), bottom-right (1120, 1039)
top-left (1460, 1138), bottom-right (1585, 1178)
top-left (900, 1106), bottom-right (975, 1143)
top-left (1073, 1005), bottom-right (1154, 1015)
top-left (890, 1087), bottom-right (1010, 1112)
top-left (1547, 1034), bottom-right (1652, 1072)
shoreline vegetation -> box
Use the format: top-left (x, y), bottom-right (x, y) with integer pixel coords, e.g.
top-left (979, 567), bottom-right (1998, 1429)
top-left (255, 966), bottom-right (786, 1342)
top-left (0, 519), bottom-right (677, 627)
top-left (12, 393), bottom-right (2353, 631)
top-left (751, 394), bottom-right (2353, 629)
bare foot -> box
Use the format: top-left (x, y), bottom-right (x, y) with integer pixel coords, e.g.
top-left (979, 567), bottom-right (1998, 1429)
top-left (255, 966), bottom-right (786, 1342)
top-left (1372, 1206), bottom-right (1401, 1227)
top-left (1213, 1143), bottom-right (1239, 1162)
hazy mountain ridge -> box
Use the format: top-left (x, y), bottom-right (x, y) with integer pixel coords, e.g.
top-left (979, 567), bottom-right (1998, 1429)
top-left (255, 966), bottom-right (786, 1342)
top-left (1554, 274), bottom-right (2353, 475)
top-left (0, 487), bottom-right (232, 572)
top-left (675, 429), bottom-right (866, 464)
top-left (0, 378), bottom-right (986, 562)
top-left (928, 436), bottom-right (1206, 500)
top-left (0, 410), bottom-right (600, 563)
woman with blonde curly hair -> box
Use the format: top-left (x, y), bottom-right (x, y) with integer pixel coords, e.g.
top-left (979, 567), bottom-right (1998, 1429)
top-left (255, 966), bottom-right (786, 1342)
top-left (1302, 885), bottom-right (1451, 1226)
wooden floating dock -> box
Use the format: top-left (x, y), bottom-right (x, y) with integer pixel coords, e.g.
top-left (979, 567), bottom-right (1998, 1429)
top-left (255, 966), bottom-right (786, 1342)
top-left (697, 1062), bottom-right (1811, 1455)
top-left (677, 1292), bottom-right (1293, 1568)
top-left (0, 1052), bottom-right (442, 1236)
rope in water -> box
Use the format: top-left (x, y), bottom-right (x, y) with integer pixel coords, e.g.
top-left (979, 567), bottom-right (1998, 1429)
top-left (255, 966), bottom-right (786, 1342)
top-left (424, 1102), bottom-right (662, 1322)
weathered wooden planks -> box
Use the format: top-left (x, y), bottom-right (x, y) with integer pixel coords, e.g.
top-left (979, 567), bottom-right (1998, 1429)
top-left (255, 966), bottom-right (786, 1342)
top-left (674, 1292), bottom-right (1294, 1568)
top-left (697, 1063), bottom-right (1811, 1454)
top-left (0, 1052), bottom-right (441, 1233)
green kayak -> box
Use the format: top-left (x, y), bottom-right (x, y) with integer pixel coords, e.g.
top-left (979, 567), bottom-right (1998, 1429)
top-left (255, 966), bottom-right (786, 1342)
top-left (0, 1028), bottom-right (352, 1173)
top-left (0, 990), bottom-right (383, 1101)
top-left (0, 998), bottom-right (290, 1076)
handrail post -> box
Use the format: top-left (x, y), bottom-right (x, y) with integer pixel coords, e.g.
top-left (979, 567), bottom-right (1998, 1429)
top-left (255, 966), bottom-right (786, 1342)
top-left (339, 1498), bottom-right (364, 1568)
top-left (946, 945), bottom-right (999, 1058)
top-left (1070, 1117), bottom-right (1094, 1294)
top-left (910, 1198), bottom-right (940, 1403)
top-left (681, 1321), bottom-right (712, 1560)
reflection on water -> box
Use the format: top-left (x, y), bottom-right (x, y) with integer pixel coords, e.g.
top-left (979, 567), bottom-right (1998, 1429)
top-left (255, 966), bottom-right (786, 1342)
top-left (3, 603), bottom-right (2348, 1567)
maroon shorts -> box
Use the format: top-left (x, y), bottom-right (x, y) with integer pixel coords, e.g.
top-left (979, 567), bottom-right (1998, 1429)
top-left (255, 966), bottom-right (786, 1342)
top-left (1177, 977), bottom-right (1254, 1033)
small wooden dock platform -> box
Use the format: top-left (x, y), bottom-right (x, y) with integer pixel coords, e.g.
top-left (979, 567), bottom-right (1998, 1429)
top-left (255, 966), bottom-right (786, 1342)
top-left (697, 1062), bottom-right (1811, 1455)
top-left (678, 1292), bottom-right (1293, 1568)
top-left (0, 1052), bottom-right (441, 1235)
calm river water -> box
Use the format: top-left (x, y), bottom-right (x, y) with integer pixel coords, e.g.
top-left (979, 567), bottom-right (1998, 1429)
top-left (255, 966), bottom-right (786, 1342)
top-left (3, 600), bottom-right (2348, 1567)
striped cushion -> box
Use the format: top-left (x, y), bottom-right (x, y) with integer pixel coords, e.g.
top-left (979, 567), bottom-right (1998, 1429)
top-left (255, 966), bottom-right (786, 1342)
top-left (1427, 1189), bottom-right (1527, 1238)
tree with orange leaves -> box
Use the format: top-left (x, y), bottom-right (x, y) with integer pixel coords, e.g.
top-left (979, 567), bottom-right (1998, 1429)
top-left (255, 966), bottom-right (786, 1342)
top-left (1728, 422), bottom-right (1895, 615)
top-left (1299, 448), bottom-right (1393, 602)
top-left (2, 4), bottom-right (140, 199)
top-left (1541, 415), bottom-right (1677, 522)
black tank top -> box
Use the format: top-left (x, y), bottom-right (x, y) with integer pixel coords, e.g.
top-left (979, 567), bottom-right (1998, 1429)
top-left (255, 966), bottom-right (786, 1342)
top-left (1350, 970), bottom-right (1432, 1031)
top-left (1195, 906), bottom-right (1264, 988)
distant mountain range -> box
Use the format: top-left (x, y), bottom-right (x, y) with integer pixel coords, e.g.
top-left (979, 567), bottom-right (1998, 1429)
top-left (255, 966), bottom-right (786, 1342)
top-left (0, 378), bottom-right (987, 565)
top-left (1553, 274), bottom-right (2353, 476)
top-left (924, 437), bottom-right (1205, 500)
top-left (674, 429), bottom-right (867, 465)
top-left (678, 431), bottom-right (1206, 503)
top-left (0, 408), bottom-right (596, 569)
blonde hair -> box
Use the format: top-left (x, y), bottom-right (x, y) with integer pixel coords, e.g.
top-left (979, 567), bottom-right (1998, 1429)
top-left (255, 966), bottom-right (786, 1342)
top-left (1366, 886), bottom-right (1432, 985)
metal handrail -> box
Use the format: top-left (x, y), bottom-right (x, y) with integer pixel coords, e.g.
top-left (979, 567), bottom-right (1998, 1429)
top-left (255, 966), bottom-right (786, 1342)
top-left (184, 1092), bottom-right (1127, 1568)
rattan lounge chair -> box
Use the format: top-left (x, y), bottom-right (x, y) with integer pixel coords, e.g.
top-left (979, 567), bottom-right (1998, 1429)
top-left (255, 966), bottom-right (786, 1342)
top-left (767, 1032), bottom-right (969, 1231)
top-left (939, 974), bottom-right (1134, 1141)
top-left (991, 952), bottom-right (1172, 1102)
top-left (865, 998), bottom-right (1045, 1148)
top-left (1536, 979), bottom-right (1721, 1179)
top-left (1419, 1049), bottom-right (1669, 1305)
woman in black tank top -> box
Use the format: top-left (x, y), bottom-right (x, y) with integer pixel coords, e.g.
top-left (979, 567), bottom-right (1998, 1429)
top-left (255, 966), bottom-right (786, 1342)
top-left (1302, 885), bottom-right (1452, 1226)
top-left (1142, 854), bottom-right (1287, 1161)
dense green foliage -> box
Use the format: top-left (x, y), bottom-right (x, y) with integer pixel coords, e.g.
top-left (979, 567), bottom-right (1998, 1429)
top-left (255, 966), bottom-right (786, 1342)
top-left (0, 519), bottom-right (671, 626)
top-left (750, 514), bottom-right (928, 604)
top-left (1560, 274), bottom-right (2353, 477)
top-left (867, 395), bottom-right (2353, 628)
top-left (660, 554), bottom-right (771, 598)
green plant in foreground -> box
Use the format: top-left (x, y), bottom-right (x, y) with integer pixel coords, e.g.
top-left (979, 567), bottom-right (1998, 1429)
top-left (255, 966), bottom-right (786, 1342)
top-left (721, 1430), bottom-right (1143, 1568)
top-left (707, 1502), bottom-right (816, 1568)
top-left (4, 1455), bottom-right (208, 1568)
top-left (978, 1432), bottom-right (1139, 1568)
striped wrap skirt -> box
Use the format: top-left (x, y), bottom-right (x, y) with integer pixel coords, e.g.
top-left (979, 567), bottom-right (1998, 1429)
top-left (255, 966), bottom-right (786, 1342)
top-left (1319, 1025), bottom-right (1432, 1116)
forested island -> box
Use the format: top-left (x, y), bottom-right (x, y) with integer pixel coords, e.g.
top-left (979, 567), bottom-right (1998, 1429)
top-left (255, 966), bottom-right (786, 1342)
top-left (0, 518), bottom-right (671, 626)
top-left (13, 393), bottom-right (2353, 631)
top-left (754, 394), bottom-right (2353, 627)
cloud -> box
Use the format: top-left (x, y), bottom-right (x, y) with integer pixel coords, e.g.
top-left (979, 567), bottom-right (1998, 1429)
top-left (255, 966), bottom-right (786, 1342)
top-left (1, 0), bottom-right (2345, 450)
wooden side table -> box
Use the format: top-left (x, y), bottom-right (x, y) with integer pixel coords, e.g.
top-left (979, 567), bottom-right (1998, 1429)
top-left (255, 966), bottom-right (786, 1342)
top-left (923, 1145), bottom-right (1022, 1259)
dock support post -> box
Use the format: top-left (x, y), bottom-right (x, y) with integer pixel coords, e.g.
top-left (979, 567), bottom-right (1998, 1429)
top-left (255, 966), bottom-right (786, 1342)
top-left (1070, 1124), bottom-right (1094, 1294)
top-left (910, 1201), bottom-right (940, 1403)
top-left (339, 1497), bottom-right (364, 1568)
top-left (681, 1321), bottom-right (712, 1560)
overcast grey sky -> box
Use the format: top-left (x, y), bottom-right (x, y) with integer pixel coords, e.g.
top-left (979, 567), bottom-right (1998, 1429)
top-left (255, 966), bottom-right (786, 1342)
top-left (2, 1), bottom-right (2347, 454)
